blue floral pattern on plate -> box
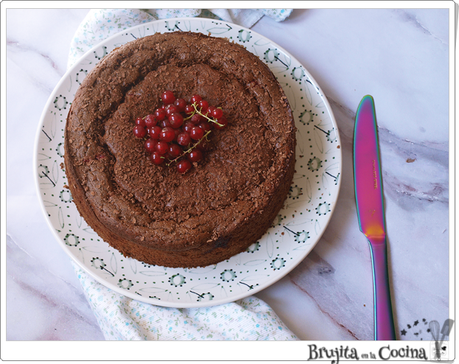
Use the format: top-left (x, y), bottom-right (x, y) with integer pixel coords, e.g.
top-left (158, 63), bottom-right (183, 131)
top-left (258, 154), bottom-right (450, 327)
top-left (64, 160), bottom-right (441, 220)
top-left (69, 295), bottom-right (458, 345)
top-left (34, 18), bottom-right (342, 308)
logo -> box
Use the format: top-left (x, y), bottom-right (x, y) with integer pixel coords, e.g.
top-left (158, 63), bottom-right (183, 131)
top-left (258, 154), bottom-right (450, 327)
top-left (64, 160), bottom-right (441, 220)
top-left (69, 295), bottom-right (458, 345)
top-left (429, 319), bottom-right (454, 360)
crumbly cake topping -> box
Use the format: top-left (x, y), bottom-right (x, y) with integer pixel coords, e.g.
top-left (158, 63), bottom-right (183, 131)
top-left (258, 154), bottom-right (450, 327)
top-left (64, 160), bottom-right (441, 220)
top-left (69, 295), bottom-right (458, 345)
top-left (65, 32), bottom-right (295, 252)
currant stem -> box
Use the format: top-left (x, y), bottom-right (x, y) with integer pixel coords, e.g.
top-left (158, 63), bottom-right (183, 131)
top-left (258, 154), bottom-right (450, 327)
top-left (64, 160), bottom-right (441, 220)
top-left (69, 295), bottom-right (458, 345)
top-left (183, 112), bottom-right (194, 121)
top-left (166, 129), bottom-right (212, 166)
top-left (187, 102), bottom-right (224, 127)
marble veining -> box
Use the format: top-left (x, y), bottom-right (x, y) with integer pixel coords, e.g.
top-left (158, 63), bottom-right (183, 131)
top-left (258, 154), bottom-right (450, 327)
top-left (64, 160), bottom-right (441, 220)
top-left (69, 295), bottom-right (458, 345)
top-left (5, 7), bottom-right (451, 342)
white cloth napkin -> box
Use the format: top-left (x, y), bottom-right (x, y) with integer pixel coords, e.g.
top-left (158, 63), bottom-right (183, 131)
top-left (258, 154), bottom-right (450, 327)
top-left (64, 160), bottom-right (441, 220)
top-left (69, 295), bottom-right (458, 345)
top-left (68, 8), bottom-right (297, 341)
top-left (74, 263), bottom-right (296, 340)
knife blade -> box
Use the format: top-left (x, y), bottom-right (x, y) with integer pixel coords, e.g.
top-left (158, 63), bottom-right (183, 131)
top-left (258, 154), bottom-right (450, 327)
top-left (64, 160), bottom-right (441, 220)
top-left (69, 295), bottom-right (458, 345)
top-left (353, 95), bottom-right (396, 340)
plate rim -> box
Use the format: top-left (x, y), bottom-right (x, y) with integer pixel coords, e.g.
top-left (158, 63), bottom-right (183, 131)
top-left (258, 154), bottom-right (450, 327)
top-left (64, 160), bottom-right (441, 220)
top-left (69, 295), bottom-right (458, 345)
top-left (33, 17), bottom-right (343, 308)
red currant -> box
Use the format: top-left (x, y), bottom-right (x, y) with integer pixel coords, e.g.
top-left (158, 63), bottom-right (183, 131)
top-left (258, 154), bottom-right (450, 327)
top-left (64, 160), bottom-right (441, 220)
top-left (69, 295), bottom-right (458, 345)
top-left (168, 144), bottom-right (182, 159)
top-left (190, 126), bottom-right (204, 140)
top-left (191, 94), bottom-right (202, 104)
top-left (198, 100), bottom-right (209, 113)
top-left (154, 108), bottom-right (166, 121)
top-left (161, 90), bottom-right (176, 105)
top-left (188, 149), bottom-right (203, 163)
top-left (144, 138), bottom-right (156, 152)
top-left (184, 104), bottom-right (195, 115)
top-left (155, 141), bottom-right (169, 155)
top-left (135, 117), bottom-right (146, 127)
top-left (174, 98), bottom-right (187, 112)
top-left (183, 121), bottom-right (194, 133)
top-left (214, 116), bottom-right (228, 130)
top-left (198, 121), bottom-right (212, 132)
top-left (165, 104), bottom-right (179, 116)
top-left (207, 105), bottom-right (216, 116)
top-left (133, 125), bottom-right (147, 138)
top-left (177, 159), bottom-right (192, 174)
top-left (211, 107), bottom-right (223, 119)
top-left (168, 113), bottom-right (184, 129)
top-left (160, 118), bottom-right (172, 128)
top-left (160, 127), bottom-right (176, 142)
top-left (150, 151), bottom-right (165, 165)
top-left (144, 114), bottom-right (157, 128)
top-left (149, 125), bottom-right (162, 139)
top-left (190, 113), bottom-right (204, 125)
top-left (177, 132), bottom-right (191, 147)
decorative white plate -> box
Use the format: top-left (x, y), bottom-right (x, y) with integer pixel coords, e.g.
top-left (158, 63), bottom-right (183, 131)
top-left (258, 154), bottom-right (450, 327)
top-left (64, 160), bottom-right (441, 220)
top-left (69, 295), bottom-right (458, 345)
top-left (34, 18), bottom-right (342, 308)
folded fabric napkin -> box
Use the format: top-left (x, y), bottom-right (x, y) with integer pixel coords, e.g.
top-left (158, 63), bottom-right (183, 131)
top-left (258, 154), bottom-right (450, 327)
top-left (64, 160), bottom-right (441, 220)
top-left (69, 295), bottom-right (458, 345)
top-left (68, 8), bottom-right (296, 341)
top-left (74, 263), bottom-right (296, 340)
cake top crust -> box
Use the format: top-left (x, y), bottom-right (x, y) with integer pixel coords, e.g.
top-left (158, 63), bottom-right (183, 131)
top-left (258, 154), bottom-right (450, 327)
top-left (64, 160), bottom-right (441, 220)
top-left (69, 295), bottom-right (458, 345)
top-left (65, 32), bottom-right (295, 251)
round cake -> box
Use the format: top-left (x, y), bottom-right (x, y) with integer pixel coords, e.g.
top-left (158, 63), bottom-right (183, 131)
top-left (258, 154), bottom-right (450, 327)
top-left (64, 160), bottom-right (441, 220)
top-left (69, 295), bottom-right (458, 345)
top-left (64, 31), bottom-right (296, 268)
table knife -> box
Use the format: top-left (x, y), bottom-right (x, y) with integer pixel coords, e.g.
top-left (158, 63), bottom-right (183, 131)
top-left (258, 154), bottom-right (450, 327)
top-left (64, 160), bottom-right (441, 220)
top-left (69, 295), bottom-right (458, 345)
top-left (353, 95), bottom-right (396, 340)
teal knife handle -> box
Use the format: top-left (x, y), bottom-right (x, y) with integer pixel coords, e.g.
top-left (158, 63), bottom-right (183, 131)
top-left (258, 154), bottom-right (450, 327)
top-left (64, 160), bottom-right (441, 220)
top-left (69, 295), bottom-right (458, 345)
top-left (368, 236), bottom-right (396, 340)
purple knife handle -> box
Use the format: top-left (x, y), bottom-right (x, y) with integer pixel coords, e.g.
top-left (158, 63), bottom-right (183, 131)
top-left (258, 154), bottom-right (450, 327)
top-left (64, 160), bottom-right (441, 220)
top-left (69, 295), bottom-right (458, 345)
top-left (368, 236), bottom-right (396, 340)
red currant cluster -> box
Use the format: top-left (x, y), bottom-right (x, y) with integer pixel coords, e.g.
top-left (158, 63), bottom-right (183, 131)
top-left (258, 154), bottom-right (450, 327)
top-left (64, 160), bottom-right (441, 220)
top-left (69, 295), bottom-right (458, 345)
top-left (132, 90), bottom-right (228, 174)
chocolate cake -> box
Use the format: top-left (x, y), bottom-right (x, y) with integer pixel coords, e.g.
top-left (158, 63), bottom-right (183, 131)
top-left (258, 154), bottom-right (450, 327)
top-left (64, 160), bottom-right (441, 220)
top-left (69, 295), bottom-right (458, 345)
top-left (64, 32), bottom-right (296, 268)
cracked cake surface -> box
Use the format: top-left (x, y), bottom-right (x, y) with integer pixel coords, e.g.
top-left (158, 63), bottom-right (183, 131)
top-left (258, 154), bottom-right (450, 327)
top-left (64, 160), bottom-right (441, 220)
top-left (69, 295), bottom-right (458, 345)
top-left (64, 32), bottom-right (296, 268)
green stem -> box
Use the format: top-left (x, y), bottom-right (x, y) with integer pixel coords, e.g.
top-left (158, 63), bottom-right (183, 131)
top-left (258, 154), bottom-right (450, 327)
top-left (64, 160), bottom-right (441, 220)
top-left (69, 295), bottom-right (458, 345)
top-left (166, 130), bottom-right (212, 166)
top-left (191, 103), bottom-right (224, 127)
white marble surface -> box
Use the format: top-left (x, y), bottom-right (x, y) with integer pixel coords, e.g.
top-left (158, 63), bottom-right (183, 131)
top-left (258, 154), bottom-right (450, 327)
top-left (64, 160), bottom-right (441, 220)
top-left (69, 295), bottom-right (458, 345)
top-left (5, 7), bottom-right (452, 342)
